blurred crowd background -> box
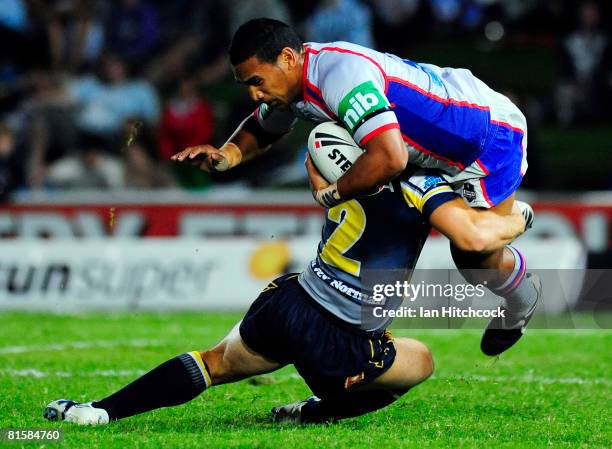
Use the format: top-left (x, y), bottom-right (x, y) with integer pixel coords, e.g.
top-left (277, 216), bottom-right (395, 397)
top-left (0, 0), bottom-right (611, 201)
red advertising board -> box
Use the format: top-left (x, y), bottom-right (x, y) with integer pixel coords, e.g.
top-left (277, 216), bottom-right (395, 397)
top-left (1, 196), bottom-right (611, 252)
top-left (0, 203), bottom-right (324, 238)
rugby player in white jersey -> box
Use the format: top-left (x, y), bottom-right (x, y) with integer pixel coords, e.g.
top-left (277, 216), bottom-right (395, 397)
top-left (173, 18), bottom-right (540, 356)
top-left (44, 149), bottom-right (528, 425)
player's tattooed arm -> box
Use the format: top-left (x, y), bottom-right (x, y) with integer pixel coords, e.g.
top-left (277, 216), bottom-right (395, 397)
top-left (430, 199), bottom-right (527, 253)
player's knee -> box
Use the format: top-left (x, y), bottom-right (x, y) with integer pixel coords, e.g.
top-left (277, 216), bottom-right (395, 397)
top-left (399, 338), bottom-right (434, 384)
top-left (412, 340), bottom-right (434, 381)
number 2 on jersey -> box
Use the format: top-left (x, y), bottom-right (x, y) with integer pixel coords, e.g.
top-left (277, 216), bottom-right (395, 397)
top-left (320, 200), bottom-right (366, 276)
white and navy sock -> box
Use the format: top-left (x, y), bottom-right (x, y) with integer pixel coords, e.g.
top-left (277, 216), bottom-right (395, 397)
top-left (490, 246), bottom-right (536, 315)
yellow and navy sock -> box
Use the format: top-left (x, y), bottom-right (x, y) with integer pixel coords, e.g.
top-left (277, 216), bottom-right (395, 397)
top-left (92, 351), bottom-right (211, 420)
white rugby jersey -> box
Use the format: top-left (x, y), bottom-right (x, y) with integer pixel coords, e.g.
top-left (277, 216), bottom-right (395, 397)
top-left (254, 41), bottom-right (526, 174)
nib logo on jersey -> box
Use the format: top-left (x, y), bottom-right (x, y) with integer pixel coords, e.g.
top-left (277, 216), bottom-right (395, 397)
top-left (339, 81), bottom-right (389, 133)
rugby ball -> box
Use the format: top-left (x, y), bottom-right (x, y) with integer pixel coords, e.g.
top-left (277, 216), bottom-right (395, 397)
top-left (308, 122), bottom-right (364, 184)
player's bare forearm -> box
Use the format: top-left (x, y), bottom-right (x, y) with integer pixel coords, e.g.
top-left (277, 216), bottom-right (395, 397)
top-left (431, 199), bottom-right (526, 253)
top-left (171, 115), bottom-right (285, 171)
top-left (337, 128), bottom-right (407, 199)
top-left (227, 127), bottom-right (265, 163)
top-left (470, 206), bottom-right (526, 252)
top-left (229, 115), bottom-right (289, 163)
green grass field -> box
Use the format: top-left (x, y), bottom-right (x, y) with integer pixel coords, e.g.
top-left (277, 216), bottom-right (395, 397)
top-left (0, 312), bottom-right (610, 449)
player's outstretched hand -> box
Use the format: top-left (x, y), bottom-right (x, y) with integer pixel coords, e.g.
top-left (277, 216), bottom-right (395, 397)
top-left (171, 145), bottom-right (227, 172)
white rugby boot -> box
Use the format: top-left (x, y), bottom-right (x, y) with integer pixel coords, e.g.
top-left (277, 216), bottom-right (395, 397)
top-left (516, 200), bottom-right (534, 230)
top-left (43, 399), bottom-right (109, 425)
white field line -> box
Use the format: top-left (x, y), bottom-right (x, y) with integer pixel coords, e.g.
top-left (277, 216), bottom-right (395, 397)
top-left (0, 369), bottom-right (609, 386)
top-left (0, 368), bottom-right (146, 378)
top-left (439, 374), bottom-right (612, 386)
top-left (1, 329), bottom-right (607, 352)
top-left (2, 329), bottom-right (607, 355)
top-left (0, 339), bottom-right (163, 354)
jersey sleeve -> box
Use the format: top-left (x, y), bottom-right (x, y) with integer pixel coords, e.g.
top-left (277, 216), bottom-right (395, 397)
top-left (253, 103), bottom-right (297, 134)
top-left (399, 169), bottom-right (458, 219)
top-left (317, 52), bottom-right (399, 146)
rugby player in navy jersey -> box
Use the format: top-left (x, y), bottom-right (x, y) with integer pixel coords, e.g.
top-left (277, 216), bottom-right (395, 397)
top-left (44, 146), bottom-right (528, 425)
top-left (173, 18), bottom-right (540, 356)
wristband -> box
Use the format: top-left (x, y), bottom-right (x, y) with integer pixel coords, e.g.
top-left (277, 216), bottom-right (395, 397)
top-left (215, 142), bottom-right (243, 171)
top-left (314, 183), bottom-right (342, 208)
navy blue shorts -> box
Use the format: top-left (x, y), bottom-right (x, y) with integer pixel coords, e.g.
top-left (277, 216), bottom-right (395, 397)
top-left (239, 273), bottom-right (396, 399)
